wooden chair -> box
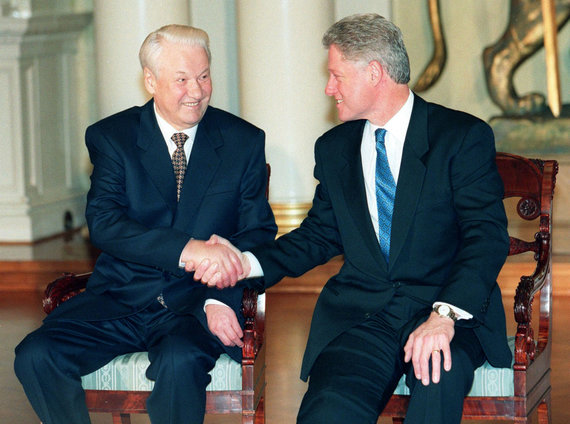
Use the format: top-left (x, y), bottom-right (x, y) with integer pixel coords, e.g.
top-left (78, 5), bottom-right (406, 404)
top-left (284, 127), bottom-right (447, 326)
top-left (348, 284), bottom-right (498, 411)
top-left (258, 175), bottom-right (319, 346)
top-left (381, 152), bottom-right (558, 423)
top-left (43, 276), bottom-right (266, 424)
top-left (41, 165), bottom-right (272, 424)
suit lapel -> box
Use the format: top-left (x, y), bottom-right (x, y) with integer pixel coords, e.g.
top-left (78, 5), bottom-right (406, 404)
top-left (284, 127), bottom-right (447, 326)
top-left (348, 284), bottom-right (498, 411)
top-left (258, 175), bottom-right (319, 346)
top-left (338, 121), bottom-right (387, 268)
top-left (137, 101), bottom-right (178, 212)
top-left (173, 107), bottom-right (222, 230)
top-left (389, 95), bottom-right (429, 267)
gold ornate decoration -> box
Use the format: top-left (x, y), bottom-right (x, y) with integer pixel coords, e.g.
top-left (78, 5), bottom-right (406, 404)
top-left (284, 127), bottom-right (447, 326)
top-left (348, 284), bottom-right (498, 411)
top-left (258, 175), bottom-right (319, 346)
top-left (270, 202), bottom-right (312, 237)
top-left (413, 0), bottom-right (447, 92)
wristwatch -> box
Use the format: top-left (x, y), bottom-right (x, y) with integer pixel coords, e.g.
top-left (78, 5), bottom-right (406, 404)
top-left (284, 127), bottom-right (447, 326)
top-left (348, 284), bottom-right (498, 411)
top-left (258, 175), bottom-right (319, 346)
top-left (433, 304), bottom-right (457, 322)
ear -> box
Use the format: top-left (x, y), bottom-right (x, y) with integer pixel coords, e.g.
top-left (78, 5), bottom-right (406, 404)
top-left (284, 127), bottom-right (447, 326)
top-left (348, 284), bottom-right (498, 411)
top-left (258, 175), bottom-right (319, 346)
top-left (368, 60), bottom-right (383, 86)
top-left (143, 67), bottom-right (156, 95)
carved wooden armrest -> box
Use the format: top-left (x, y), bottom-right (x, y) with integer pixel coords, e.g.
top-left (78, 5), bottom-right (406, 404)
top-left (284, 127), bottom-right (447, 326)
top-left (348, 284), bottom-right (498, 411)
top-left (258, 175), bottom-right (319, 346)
top-left (512, 228), bottom-right (552, 369)
top-left (508, 159), bottom-right (557, 370)
top-left (42, 272), bottom-right (92, 315)
top-left (241, 288), bottom-right (264, 362)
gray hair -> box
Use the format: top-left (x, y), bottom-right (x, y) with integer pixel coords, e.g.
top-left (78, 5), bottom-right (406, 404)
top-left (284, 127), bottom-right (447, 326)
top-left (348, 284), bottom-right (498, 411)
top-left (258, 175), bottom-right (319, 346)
top-left (322, 13), bottom-right (410, 84)
top-left (139, 24), bottom-right (211, 75)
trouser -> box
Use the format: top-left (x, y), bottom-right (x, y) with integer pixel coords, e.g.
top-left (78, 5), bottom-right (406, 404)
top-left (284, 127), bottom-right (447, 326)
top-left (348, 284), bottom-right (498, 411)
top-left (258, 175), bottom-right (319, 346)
top-left (297, 307), bottom-right (485, 424)
top-left (14, 301), bottom-right (225, 424)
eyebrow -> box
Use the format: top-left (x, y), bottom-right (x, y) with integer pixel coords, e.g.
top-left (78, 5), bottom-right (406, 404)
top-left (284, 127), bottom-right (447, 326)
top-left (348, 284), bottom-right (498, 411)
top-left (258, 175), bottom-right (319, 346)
top-left (174, 67), bottom-right (210, 76)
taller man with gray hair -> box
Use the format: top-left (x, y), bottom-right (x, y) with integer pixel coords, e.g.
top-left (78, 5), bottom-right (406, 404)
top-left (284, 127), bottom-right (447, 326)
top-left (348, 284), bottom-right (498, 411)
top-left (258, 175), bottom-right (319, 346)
top-left (203, 14), bottom-right (511, 423)
top-left (15, 24), bottom-right (276, 424)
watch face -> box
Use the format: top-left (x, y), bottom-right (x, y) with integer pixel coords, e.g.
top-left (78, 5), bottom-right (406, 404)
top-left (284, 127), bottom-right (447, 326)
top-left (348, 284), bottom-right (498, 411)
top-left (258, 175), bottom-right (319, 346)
top-left (439, 305), bottom-right (450, 315)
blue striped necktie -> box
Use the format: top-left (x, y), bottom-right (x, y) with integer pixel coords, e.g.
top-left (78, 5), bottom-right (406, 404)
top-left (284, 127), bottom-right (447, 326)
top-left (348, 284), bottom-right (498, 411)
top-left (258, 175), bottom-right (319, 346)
top-left (375, 128), bottom-right (396, 263)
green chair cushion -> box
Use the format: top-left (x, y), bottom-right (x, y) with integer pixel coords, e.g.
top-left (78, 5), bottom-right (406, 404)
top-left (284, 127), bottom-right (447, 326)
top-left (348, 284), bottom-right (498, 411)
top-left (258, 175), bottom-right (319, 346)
top-left (82, 337), bottom-right (515, 397)
top-left (81, 352), bottom-right (241, 391)
top-left (393, 336), bottom-right (515, 396)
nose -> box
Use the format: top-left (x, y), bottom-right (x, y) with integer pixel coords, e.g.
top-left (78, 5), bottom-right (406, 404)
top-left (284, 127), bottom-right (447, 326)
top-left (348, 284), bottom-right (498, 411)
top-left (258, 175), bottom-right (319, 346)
top-left (325, 75), bottom-right (336, 96)
top-left (186, 79), bottom-right (203, 98)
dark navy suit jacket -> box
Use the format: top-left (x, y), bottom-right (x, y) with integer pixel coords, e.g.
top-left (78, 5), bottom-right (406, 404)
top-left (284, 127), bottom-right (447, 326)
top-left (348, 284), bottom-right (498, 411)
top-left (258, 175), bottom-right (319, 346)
top-left (251, 95), bottom-right (512, 380)
top-left (47, 100), bottom-right (277, 361)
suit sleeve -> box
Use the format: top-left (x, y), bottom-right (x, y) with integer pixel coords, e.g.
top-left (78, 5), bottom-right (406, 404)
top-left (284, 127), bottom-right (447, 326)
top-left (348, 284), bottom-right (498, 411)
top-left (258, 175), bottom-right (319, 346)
top-left (205, 129), bottom-right (277, 307)
top-left (85, 125), bottom-right (190, 274)
top-left (226, 129), bottom-right (277, 252)
top-left (436, 121), bottom-right (509, 322)
top-left (250, 137), bottom-right (344, 288)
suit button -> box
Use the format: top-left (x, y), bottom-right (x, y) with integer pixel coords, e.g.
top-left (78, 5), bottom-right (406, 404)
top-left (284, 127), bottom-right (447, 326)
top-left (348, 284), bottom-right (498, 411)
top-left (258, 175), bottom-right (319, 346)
top-left (364, 312), bottom-right (371, 319)
top-left (392, 282), bottom-right (401, 288)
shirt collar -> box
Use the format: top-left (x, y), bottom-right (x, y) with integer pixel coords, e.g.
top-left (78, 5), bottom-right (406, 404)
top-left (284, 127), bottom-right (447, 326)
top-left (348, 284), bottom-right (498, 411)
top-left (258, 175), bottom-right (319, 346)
top-left (153, 103), bottom-right (198, 144)
top-left (367, 89), bottom-right (414, 143)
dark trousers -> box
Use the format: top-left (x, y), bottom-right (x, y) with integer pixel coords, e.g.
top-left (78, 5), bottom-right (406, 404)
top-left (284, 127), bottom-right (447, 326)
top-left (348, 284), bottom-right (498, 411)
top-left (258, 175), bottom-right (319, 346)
top-left (297, 305), bottom-right (485, 424)
top-left (14, 301), bottom-right (224, 424)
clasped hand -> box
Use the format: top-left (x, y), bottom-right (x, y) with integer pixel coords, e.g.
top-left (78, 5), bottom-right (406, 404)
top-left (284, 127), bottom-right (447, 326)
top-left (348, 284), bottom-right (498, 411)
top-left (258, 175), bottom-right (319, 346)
top-left (180, 236), bottom-right (250, 289)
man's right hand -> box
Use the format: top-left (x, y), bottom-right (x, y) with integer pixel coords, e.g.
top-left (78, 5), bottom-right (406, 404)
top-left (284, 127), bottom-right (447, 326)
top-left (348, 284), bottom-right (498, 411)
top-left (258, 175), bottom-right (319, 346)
top-left (192, 235), bottom-right (251, 288)
top-left (180, 239), bottom-right (243, 289)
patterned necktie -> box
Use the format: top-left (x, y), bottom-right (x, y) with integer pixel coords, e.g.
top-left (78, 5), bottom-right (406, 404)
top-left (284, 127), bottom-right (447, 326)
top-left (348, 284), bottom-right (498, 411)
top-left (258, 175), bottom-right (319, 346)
top-left (171, 132), bottom-right (189, 201)
top-left (375, 128), bottom-right (396, 263)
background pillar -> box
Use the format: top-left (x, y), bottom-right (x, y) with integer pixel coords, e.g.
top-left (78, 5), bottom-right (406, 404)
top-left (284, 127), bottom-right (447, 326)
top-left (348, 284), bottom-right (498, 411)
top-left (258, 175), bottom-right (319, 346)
top-left (236, 0), bottom-right (335, 235)
top-left (92, 0), bottom-right (190, 119)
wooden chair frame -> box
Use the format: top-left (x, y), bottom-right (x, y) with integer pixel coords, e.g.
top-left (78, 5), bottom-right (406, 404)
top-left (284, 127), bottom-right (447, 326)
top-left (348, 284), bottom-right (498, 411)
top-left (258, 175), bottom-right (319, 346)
top-left (381, 152), bottom-right (558, 423)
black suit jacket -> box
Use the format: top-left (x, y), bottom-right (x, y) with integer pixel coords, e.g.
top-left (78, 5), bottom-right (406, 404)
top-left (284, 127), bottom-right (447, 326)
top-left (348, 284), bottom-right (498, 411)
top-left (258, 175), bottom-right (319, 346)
top-left (47, 100), bottom-right (277, 361)
top-left (251, 95), bottom-right (511, 380)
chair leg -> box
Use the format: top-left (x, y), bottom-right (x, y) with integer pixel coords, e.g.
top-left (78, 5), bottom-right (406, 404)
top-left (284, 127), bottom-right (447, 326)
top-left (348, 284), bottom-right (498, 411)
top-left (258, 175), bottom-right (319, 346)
top-left (254, 396), bottom-right (265, 424)
top-left (112, 412), bottom-right (132, 424)
top-left (537, 392), bottom-right (552, 424)
top-left (242, 412), bottom-right (254, 424)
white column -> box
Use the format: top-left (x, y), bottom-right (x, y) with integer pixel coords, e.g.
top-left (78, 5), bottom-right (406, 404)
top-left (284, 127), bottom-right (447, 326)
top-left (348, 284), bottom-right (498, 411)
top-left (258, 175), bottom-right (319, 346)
top-left (237, 0), bottom-right (335, 234)
top-left (92, 0), bottom-right (190, 119)
top-left (189, 0), bottom-right (239, 115)
top-left (0, 12), bottom-right (92, 242)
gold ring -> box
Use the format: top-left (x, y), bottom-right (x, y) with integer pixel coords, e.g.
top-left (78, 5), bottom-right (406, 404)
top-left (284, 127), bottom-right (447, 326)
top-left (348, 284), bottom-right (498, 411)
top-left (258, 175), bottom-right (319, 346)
top-left (432, 349), bottom-right (440, 354)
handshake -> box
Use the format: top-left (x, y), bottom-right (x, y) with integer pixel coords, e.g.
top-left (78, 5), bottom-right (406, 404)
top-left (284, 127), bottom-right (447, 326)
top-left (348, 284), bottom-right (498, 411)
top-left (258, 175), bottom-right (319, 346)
top-left (180, 235), bottom-right (251, 289)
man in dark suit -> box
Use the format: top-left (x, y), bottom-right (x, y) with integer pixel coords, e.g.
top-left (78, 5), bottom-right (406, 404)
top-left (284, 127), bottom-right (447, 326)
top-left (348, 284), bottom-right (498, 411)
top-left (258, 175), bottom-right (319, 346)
top-left (202, 14), bottom-right (511, 424)
top-left (14, 24), bottom-right (276, 424)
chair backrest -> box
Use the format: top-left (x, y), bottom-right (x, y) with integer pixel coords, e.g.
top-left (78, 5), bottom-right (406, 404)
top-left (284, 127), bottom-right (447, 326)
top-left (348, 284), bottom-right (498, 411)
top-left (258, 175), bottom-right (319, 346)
top-left (496, 152), bottom-right (557, 258)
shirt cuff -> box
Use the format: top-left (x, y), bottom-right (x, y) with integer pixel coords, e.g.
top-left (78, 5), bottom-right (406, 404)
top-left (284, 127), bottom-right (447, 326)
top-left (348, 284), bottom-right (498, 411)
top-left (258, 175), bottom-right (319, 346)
top-left (204, 299), bottom-right (231, 312)
top-left (243, 251), bottom-right (264, 278)
top-left (433, 302), bottom-right (473, 320)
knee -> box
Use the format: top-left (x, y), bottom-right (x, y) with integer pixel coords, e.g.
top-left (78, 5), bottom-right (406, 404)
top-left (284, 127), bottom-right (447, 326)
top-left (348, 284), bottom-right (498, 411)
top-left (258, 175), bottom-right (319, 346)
top-left (147, 336), bottom-right (217, 382)
top-left (407, 349), bottom-right (476, 396)
top-left (158, 335), bottom-right (211, 365)
top-left (14, 332), bottom-right (51, 381)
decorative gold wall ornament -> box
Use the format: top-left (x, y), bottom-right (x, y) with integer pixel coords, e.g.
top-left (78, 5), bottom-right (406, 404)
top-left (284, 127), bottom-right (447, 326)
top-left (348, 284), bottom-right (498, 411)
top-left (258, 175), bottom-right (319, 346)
top-left (413, 0), bottom-right (446, 93)
top-left (542, 0), bottom-right (563, 117)
top-left (415, 0), bottom-right (569, 117)
top-left (483, 0), bottom-right (568, 117)
top-left (270, 202), bottom-right (312, 237)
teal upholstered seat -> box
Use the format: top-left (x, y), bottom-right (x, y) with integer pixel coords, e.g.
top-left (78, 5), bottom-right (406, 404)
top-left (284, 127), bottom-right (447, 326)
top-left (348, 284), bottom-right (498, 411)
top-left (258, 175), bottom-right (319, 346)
top-left (83, 336), bottom-right (515, 397)
top-left (81, 352), bottom-right (242, 392)
top-left (392, 336), bottom-right (515, 397)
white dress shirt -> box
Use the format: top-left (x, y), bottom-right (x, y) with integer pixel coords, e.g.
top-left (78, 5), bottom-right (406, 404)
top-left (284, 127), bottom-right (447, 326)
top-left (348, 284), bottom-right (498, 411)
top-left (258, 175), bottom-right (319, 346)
top-left (154, 104), bottom-right (198, 162)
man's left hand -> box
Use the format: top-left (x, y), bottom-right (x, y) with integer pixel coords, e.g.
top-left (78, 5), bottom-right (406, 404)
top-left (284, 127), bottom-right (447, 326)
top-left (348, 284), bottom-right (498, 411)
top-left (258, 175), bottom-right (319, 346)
top-left (403, 312), bottom-right (455, 386)
top-left (205, 304), bottom-right (244, 348)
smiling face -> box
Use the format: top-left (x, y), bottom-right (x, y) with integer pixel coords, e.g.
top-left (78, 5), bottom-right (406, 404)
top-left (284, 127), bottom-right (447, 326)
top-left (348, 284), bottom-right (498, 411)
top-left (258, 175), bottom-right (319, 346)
top-left (144, 41), bottom-right (212, 130)
top-left (324, 44), bottom-right (376, 122)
